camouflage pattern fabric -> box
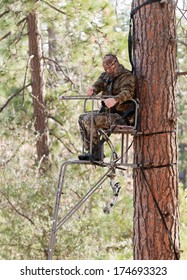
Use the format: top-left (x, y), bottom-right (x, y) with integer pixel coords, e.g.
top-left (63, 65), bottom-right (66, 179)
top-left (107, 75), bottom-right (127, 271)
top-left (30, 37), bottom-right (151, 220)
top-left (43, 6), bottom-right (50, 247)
top-left (92, 64), bottom-right (135, 111)
top-left (79, 65), bottom-right (135, 151)
top-left (79, 112), bottom-right (122, 150)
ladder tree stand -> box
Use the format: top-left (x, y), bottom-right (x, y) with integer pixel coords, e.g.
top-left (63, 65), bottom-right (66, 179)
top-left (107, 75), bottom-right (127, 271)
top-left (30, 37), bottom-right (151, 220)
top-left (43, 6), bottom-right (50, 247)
top-left (48, 95), bottom-right (139, 260)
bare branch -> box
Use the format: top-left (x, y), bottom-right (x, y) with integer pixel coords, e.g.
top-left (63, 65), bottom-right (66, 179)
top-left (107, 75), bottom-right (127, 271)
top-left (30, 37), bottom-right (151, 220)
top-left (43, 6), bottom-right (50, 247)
top-left (177, 39), bottom-right (187, 48)
top-left (0, 17), bottom-right (27, 43)
top-left (0, 83), bottom-right (31, 113)
top-left (48, 120), bottom-right (79, 154)
top-left (0, 142), bottom-right (23, 168)
top-left (11, 20), bottom-right (27, 46)
top-left (17, 17), bottom-right (27, 26)
top-left (50, 132), bottom-right (75, 154)
top-left (0, 10), bottom-right (10, 18)
top-left (0, 31), bottom-right (11, 42)
top-left (48, 114), bottom-right (64, 127)
top-left (42, 0), bottom-right (67, 15)
top-left (176, 6), bottom-right (187, 26)
top-left (43, 56), bottom-right (76, 87)
top-left (0, 191), bottom-right (35, 226)
top-left (177, 71), bottom-right (187, 76)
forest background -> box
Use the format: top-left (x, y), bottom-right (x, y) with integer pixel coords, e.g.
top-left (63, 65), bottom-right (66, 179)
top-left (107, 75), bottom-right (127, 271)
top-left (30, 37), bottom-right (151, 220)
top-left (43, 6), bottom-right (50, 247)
top-left (0, 0), bottom-right (187, 260)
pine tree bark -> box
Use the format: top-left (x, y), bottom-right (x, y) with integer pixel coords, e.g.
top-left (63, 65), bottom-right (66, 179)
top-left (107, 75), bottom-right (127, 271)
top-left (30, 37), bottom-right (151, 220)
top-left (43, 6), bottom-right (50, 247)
top-left (132, 1), bottom-right (180, 259)
top-left (27, 11), bottom-right (49, 164)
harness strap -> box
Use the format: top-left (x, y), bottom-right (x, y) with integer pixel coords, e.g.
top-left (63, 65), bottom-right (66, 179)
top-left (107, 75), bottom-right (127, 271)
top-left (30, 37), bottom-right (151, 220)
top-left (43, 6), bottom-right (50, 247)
top-left (128, 0), bottom-right (162, 72)
top-left (131, 0), bottom-right (162, 18)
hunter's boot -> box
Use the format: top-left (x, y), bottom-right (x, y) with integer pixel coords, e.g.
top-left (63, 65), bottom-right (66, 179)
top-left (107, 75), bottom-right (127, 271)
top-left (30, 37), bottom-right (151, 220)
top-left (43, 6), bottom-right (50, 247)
top-left (91, 145), bottom-right (102, 161)
top-left (78, 144), bottom-right (103, 161)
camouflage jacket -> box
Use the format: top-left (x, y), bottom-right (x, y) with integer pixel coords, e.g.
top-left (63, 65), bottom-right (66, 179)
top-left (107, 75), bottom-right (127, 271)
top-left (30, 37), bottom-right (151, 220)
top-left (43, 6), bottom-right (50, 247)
top-left (92, 64), bottom-right (135, 112)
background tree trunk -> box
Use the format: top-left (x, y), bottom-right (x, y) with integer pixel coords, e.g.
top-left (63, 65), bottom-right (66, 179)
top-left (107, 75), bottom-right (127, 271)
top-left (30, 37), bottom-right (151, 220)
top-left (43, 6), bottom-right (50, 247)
top-left (132, 1), bottom-right (180, 259)
top-left (27, 11), bottom-right (49, 164)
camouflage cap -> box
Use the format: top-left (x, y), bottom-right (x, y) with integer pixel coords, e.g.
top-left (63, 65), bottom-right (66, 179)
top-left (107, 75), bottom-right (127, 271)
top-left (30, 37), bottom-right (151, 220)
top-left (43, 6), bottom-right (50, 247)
top-left (102, 54), bottom-right (118, 67)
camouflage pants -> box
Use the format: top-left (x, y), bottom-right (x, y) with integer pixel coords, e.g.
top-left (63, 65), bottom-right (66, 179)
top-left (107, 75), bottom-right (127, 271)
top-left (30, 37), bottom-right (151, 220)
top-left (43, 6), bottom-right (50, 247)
top-left (78, 111), bottom-right (122, 151)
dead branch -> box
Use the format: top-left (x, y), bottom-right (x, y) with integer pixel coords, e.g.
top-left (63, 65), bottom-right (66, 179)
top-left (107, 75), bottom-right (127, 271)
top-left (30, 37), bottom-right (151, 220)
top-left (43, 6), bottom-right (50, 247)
top-left (50, 131), bottom-right (75, 154)
top-left (0, 83), bottom-right (31, 113)
top-left (48, 114), bottom-right (64, 127)
top-left (43, 56), bottom-right (76, 87)
top-left (17, 17), bottom-right (27, 26)
top-left (0, 191), bottom-right (35, 226)
top-left (14, 20), bottom-right (27, 45)
top-left (0, 10), bottom-right (10, 18)
top-left (0, 31), bottom-right (11, 42)
top-left (42, 0), bottom-right (67, 15)
top-left (177, 6), bottom-right (187, 27)
top-left (177, 39), bottom-right (187, 48)
top-left (177, 71), bottom-right (187, 76)
top-left (0, 142), bottom-right (24, 168)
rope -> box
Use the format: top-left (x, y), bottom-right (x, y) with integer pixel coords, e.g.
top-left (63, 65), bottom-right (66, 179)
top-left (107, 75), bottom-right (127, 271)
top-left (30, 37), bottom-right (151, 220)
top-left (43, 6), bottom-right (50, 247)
top-left (127, 0), bottom-right (179, 259)
top-left (139, 163), bottom-right (176, 169)
top-left (128, 0), bottom-right (162, 72)
top-left (130, 0), bottom-right (162, 18)
top-left (136, 130), bottom-right (176, 137)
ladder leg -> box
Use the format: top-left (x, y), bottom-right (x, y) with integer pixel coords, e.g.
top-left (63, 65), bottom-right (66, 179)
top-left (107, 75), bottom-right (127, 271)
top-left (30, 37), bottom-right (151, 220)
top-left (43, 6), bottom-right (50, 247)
top-left (56, 168), bottom-right (111, 232)
top-left (48, 161), bottom-right (69, 260)
top-left (48, 161), bottom-right (112, 260)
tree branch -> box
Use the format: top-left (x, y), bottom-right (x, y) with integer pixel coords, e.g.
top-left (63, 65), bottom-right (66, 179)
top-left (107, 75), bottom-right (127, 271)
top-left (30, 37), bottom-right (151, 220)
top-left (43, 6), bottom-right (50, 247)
top-left (0, 10), bottom-right (10, 18)
top-left (0, 83), bottom-right (31, 113)
top-left (177, 39), bottom-right (187, 48)
top-left (14, 20), bottom-right (27, 45)
top-left (43, 56), bottom-right (76, 87)
top-left (50, 132), bottom-right (75, 154)
top-left (0, 31), bottom-right (11, 42)
top-left (0, 142), bottom-right (24, 168)
top-left (177, 71), bottom-right (187, 76)
top-left (0, 191), bottom-right (35, 226)
top-left (48, 121), bottom-right (79, 154)
top-left (17, 17), bottom-right (27, 26)
top-left (0, 17), bottom-right (27, 43)
top-left (48, 114), bottom-right (64, 127)
top-left (42, 0), bottom-right (67, 15)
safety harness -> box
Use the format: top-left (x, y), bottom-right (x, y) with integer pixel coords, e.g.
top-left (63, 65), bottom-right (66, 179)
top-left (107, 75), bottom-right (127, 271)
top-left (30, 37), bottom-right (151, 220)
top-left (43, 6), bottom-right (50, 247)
top-left (128, 0), bottom-right (166, 72)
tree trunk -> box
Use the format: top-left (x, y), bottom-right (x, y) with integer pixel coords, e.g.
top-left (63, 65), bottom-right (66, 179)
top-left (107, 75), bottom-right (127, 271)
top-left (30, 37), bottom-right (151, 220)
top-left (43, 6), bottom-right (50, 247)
top-left (132, 1), bottom-right (180, 259)
top-left (27, 11), bottom-right (49, 164)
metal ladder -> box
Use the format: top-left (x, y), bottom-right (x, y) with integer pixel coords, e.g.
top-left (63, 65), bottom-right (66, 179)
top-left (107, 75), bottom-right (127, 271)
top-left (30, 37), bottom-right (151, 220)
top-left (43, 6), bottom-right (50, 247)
top-left (48, 96), bottom-right (139, 260)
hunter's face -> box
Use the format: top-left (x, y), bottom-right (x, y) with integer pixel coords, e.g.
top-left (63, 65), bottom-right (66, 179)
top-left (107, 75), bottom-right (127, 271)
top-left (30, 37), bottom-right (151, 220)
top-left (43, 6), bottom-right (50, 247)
top-left (103, 60), bottom-right (117, 77)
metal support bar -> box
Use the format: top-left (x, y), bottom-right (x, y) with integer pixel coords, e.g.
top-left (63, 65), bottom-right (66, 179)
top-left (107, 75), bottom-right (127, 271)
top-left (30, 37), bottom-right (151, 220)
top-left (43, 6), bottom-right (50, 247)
top-left (121, 134), bottom-right (124, 164)
top-left (48, 160), bottom-right (138, 260)
top-left (89, 97), bottom-right (95, 153)
top-left (48, 160), bottom-right (113, 260)
top-left (125, 133), bottom-right (129, 163)
top-left (48, 96), bottom-right (140, 260)
top-left (56, 169), bottom-right (111, 231)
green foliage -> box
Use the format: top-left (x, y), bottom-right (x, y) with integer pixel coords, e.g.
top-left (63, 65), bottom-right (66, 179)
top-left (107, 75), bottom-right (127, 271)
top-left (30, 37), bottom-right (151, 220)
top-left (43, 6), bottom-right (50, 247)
top-left (0, 127), bottom-right (133, 259)
top-left (0, 0), bottom-right (133, 259)
top-left (0, 0), bottom-right (187, 260)
top-left (52, 167), bottom-right (134, 260)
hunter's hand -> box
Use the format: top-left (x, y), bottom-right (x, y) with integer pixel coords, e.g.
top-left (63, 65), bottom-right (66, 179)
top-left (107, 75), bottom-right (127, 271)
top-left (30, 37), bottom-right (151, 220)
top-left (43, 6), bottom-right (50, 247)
top-left (104, 98), bottom-right (117, 108)
top-left (87, 86), bottom-right (94, 96)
